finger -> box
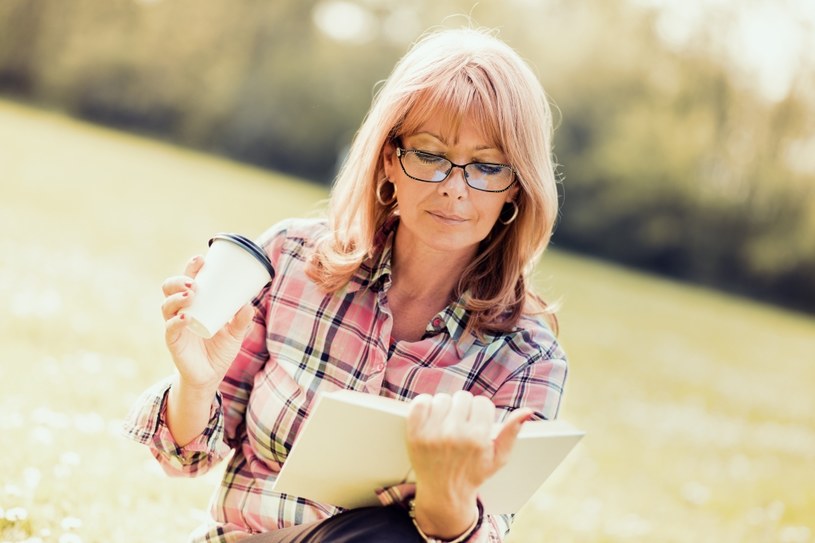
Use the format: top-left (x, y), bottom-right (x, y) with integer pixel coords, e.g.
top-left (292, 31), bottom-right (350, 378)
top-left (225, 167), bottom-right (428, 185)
top-left (183, 255), bottom-right (205, 278)
top-left (492, 408), bottom-right (535, 469)
top-left (463, 395), bottom-right (495, 441)
top-left (164, 312), bottom-right (189, 347)
top-left (427, 393), bottom-right (453, 426)
top-left (449, 390), bottom-right (474, 424)
top-left (408, 394), bottom-right (433, 422)
top-left (161, 275), bottom-right (195, 296)
top-left (470, 395), bottom-right (496, 424)
top-left (218, 303), bottom-right (255, 342)
top-left (407, 394), bottom-right (433, 439)
top-left (161, 289), bottom-right (194, 321)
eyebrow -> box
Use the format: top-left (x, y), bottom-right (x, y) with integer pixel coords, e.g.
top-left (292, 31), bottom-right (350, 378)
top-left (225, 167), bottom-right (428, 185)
top-left (410, 131), bottom-right (499, 152)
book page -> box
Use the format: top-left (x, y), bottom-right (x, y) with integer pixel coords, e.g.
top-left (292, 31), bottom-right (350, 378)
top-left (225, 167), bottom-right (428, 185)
top-left (272, 390), bottom-right (584, 514)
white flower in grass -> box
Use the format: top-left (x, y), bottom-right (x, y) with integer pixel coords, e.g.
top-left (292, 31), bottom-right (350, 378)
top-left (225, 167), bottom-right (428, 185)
top-left (3, 484), bottom-right (22, 497)
top-left (61, 516), bottom-right (83, 530)
top-left (59, 451), bottom-right (82, 466)
top-left (779, 526), bottom-right (811, 543)
top-left (4, 506), bottom-right (28, 521)
top-left (30, 426), bottom-right (54, 445)
top-left (681, 481), bottom-right (711, 506)
top-left (73, 412), bottom-right (105, 434)
top-left (53, 464), bottom-right (71, 479)
top-left (23, 467), bottom-right (41, 489)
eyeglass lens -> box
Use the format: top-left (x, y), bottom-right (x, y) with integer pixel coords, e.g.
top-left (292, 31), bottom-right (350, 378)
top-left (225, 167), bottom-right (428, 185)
top-left (400, 150), bottom-right (514, 192)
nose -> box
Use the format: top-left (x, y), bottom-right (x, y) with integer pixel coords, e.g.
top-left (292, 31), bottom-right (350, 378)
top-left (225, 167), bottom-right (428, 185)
top-left (439, 165), bottom-right (468, 199)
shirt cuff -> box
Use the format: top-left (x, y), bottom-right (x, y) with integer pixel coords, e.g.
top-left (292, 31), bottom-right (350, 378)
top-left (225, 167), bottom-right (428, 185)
top-left (122, 377), bottom-right (230, 462)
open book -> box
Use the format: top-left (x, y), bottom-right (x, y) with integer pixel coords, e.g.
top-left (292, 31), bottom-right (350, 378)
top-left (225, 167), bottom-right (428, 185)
top-left (272, 390), bottom-right (584, 515)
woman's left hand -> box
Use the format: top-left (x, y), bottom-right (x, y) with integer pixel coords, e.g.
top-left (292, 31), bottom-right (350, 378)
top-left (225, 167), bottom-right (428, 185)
top-left (406, 390), bottom-right (533, 539)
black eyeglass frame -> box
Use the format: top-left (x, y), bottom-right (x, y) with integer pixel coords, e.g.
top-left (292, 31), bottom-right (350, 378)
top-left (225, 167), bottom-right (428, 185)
top-left (395, 147), bottom-right (517, 193)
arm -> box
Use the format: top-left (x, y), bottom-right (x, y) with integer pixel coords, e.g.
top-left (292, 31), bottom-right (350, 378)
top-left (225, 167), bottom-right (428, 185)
top-left (123, 222), bottom-right (291, 473)
top-left (161, 255), bottom-right (258, 447)
top-left (163, 222), bottom-right (298, 449)
top-left (405, 391), bottom-right (533, 542)
top-left (404, 348), bottom-right (568, 541)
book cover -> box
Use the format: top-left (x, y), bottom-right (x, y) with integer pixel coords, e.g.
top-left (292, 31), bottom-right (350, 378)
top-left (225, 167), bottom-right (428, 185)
top-left (272, 389), bottom-right (584, 515)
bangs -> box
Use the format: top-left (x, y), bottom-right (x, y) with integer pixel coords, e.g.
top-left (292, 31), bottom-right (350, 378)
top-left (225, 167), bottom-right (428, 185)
top-left (395, 66), bottom-right (505, 150)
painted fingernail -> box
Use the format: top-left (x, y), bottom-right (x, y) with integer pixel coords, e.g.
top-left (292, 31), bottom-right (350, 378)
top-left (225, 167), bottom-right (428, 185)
top-left (179, 313), bottom-right (186, 320)
top-left (184, 281), bottom-right (192, 288)
top-left (182, 291), bottom-right (189, 297)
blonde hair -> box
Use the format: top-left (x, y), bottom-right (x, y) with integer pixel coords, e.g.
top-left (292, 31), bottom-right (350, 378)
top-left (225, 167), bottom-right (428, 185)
top-left (307, 27), bottom-right (560, 335)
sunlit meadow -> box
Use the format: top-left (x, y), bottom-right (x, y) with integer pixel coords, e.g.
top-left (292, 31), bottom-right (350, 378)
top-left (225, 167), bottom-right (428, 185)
top-left (1, 100), bottom-right (813, 543)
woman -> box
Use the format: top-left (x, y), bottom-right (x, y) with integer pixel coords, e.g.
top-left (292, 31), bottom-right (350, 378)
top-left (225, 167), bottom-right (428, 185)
top-left (125, 26), bottom-right (567, 542)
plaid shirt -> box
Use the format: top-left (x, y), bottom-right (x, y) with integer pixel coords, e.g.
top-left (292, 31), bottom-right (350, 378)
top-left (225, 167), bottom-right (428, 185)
top-left (124, 218), bottom-right (568, 542)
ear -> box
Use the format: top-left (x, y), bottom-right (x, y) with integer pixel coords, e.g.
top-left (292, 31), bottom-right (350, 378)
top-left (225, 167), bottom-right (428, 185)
top-left (382, 140), bottom-right (397, 181)
top-left (505, 183), bottom-right (520, 204)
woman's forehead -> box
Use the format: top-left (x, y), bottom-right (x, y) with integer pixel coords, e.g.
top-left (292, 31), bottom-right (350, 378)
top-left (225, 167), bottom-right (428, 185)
top-left (400, 102), bottom-right (502, 148)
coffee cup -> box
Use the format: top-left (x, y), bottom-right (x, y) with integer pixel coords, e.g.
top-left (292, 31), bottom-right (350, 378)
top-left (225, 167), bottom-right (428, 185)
top-left (184, 233), bottom-right (273, 338)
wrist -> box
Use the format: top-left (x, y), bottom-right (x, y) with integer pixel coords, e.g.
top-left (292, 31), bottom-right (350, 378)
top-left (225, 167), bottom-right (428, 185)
top-left (173, 374), bottom-right (219, 404)
top-left (409, 496), bottom-right (482, 543)
top-left (411, 490), bottom-right (479, 541)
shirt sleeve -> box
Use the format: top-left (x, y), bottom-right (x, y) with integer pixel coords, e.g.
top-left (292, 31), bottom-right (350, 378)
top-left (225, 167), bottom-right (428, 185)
top-left (121, 377), bottom-right (231, 477)
top-left (490, 317), bottom-right (569, 422)
top-left (478, 327), bottom-right (569, 539)
top-left (217, 220), bottom-right (295, 446)
top-left (122, 220), bottom-right (296, 473)
top-left (492, 354), bottom-right (568, 422)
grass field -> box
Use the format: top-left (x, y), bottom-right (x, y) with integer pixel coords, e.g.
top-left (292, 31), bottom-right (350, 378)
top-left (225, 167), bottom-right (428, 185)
top-left (1, 99), bottom-right (813, 543)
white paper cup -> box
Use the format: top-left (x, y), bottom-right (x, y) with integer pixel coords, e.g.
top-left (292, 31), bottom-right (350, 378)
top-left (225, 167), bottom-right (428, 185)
top-left (184, 233), bottom-right (273, 338)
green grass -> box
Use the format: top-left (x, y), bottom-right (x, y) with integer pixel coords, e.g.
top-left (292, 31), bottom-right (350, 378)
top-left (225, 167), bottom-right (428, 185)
top-left (1, 99), bottom-right (813, 543)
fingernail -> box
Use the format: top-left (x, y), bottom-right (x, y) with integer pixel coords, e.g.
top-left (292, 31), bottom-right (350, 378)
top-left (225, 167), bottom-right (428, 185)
top-left (182, 291), bottom-right (189, 297)
top-left (184, 281), bottom-right (192, 288)
top-left (180, 313), bottom-right (186, 320)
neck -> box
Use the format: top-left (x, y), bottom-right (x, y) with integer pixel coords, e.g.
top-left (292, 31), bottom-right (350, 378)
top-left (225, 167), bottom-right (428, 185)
top-left (390, 228), bottom-right (476, 303)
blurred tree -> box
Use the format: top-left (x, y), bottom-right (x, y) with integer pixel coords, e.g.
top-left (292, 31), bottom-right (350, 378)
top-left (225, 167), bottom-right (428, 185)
top-left (0, 0), bottom-right (812, 312)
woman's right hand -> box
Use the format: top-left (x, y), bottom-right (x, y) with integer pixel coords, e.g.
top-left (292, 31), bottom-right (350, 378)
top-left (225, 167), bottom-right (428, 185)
top-left (161, 255), bottom-right (256, 395)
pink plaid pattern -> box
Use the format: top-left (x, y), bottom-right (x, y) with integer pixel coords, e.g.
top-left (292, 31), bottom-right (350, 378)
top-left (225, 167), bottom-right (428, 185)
top-left (124, 218), bottom-right (567, 542)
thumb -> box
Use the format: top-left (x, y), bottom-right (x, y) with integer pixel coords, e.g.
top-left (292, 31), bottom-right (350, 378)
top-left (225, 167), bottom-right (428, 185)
top-left (221, 303), bottom-right (255, 342)
top-left (492, 408), bottom-right (534, 470)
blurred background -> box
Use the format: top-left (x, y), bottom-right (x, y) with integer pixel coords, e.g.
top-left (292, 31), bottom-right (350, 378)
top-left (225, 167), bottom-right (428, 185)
top-left (1, 0), bottom-right (814, 312)
top-left (1, 1), bottom-right (814, 542)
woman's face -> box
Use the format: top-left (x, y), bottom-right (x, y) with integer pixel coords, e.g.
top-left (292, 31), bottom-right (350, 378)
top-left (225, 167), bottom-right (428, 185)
top-left (383, 113), bottom-right (518, 260)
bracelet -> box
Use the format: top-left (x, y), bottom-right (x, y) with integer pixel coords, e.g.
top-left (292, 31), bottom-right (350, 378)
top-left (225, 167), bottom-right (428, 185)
top-left (407, 498), bottom-right (483, 543)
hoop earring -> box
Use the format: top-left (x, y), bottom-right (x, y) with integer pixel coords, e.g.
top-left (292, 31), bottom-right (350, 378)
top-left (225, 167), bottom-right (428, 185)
top-left (499, 200), bottom-right (519, 225)
top-left (376, 178), bottom-right (397, 207)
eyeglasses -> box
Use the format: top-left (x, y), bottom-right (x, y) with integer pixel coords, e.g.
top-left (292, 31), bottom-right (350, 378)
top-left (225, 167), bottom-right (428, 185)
top-left (396, 147), bottom-right (516, 193)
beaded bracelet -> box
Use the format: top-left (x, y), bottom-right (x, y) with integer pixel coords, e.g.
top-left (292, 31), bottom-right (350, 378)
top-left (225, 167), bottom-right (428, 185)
top-left (407, 498), bottom-right (484, 543)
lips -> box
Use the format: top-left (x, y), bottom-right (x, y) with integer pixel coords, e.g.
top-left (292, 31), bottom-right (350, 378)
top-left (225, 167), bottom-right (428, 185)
top-left (427, 210), bottom-right (467, 224)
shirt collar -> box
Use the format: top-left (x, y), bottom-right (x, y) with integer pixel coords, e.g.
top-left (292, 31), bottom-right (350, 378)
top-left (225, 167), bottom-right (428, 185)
top-left (345, 217), bottom-right (496, 356)
top-left (345, 217), bottom-right (397, 294)
top-left (438, 295), bottom-right (477, 356)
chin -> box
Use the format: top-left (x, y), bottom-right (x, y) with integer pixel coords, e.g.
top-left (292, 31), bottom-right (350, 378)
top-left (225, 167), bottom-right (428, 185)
top-left (421, 231), bottom-right (483, 256)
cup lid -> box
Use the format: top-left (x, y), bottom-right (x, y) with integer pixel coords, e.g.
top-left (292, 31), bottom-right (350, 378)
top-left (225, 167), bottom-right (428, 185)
top-left (209, 233), bottom-right (275, 278)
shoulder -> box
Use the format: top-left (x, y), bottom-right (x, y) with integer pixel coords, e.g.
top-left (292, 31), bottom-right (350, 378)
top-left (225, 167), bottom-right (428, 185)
top-left (459, 311), bottom-right (567, 378)
top-left (510, 312), bottom-right (567, 363)
top-left (468, 312), bottom-right (565, 364)
top-left (464, 312), bottom-right (568, 418)
top-left (258, 217), bottom-right (328, 247)
top-left (257, 218), bottom-right (328, 264)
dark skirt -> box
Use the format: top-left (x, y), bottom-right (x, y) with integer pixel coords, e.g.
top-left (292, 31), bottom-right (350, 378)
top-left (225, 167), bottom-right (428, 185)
top-left (241, 505), bottom-right (423, 543)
